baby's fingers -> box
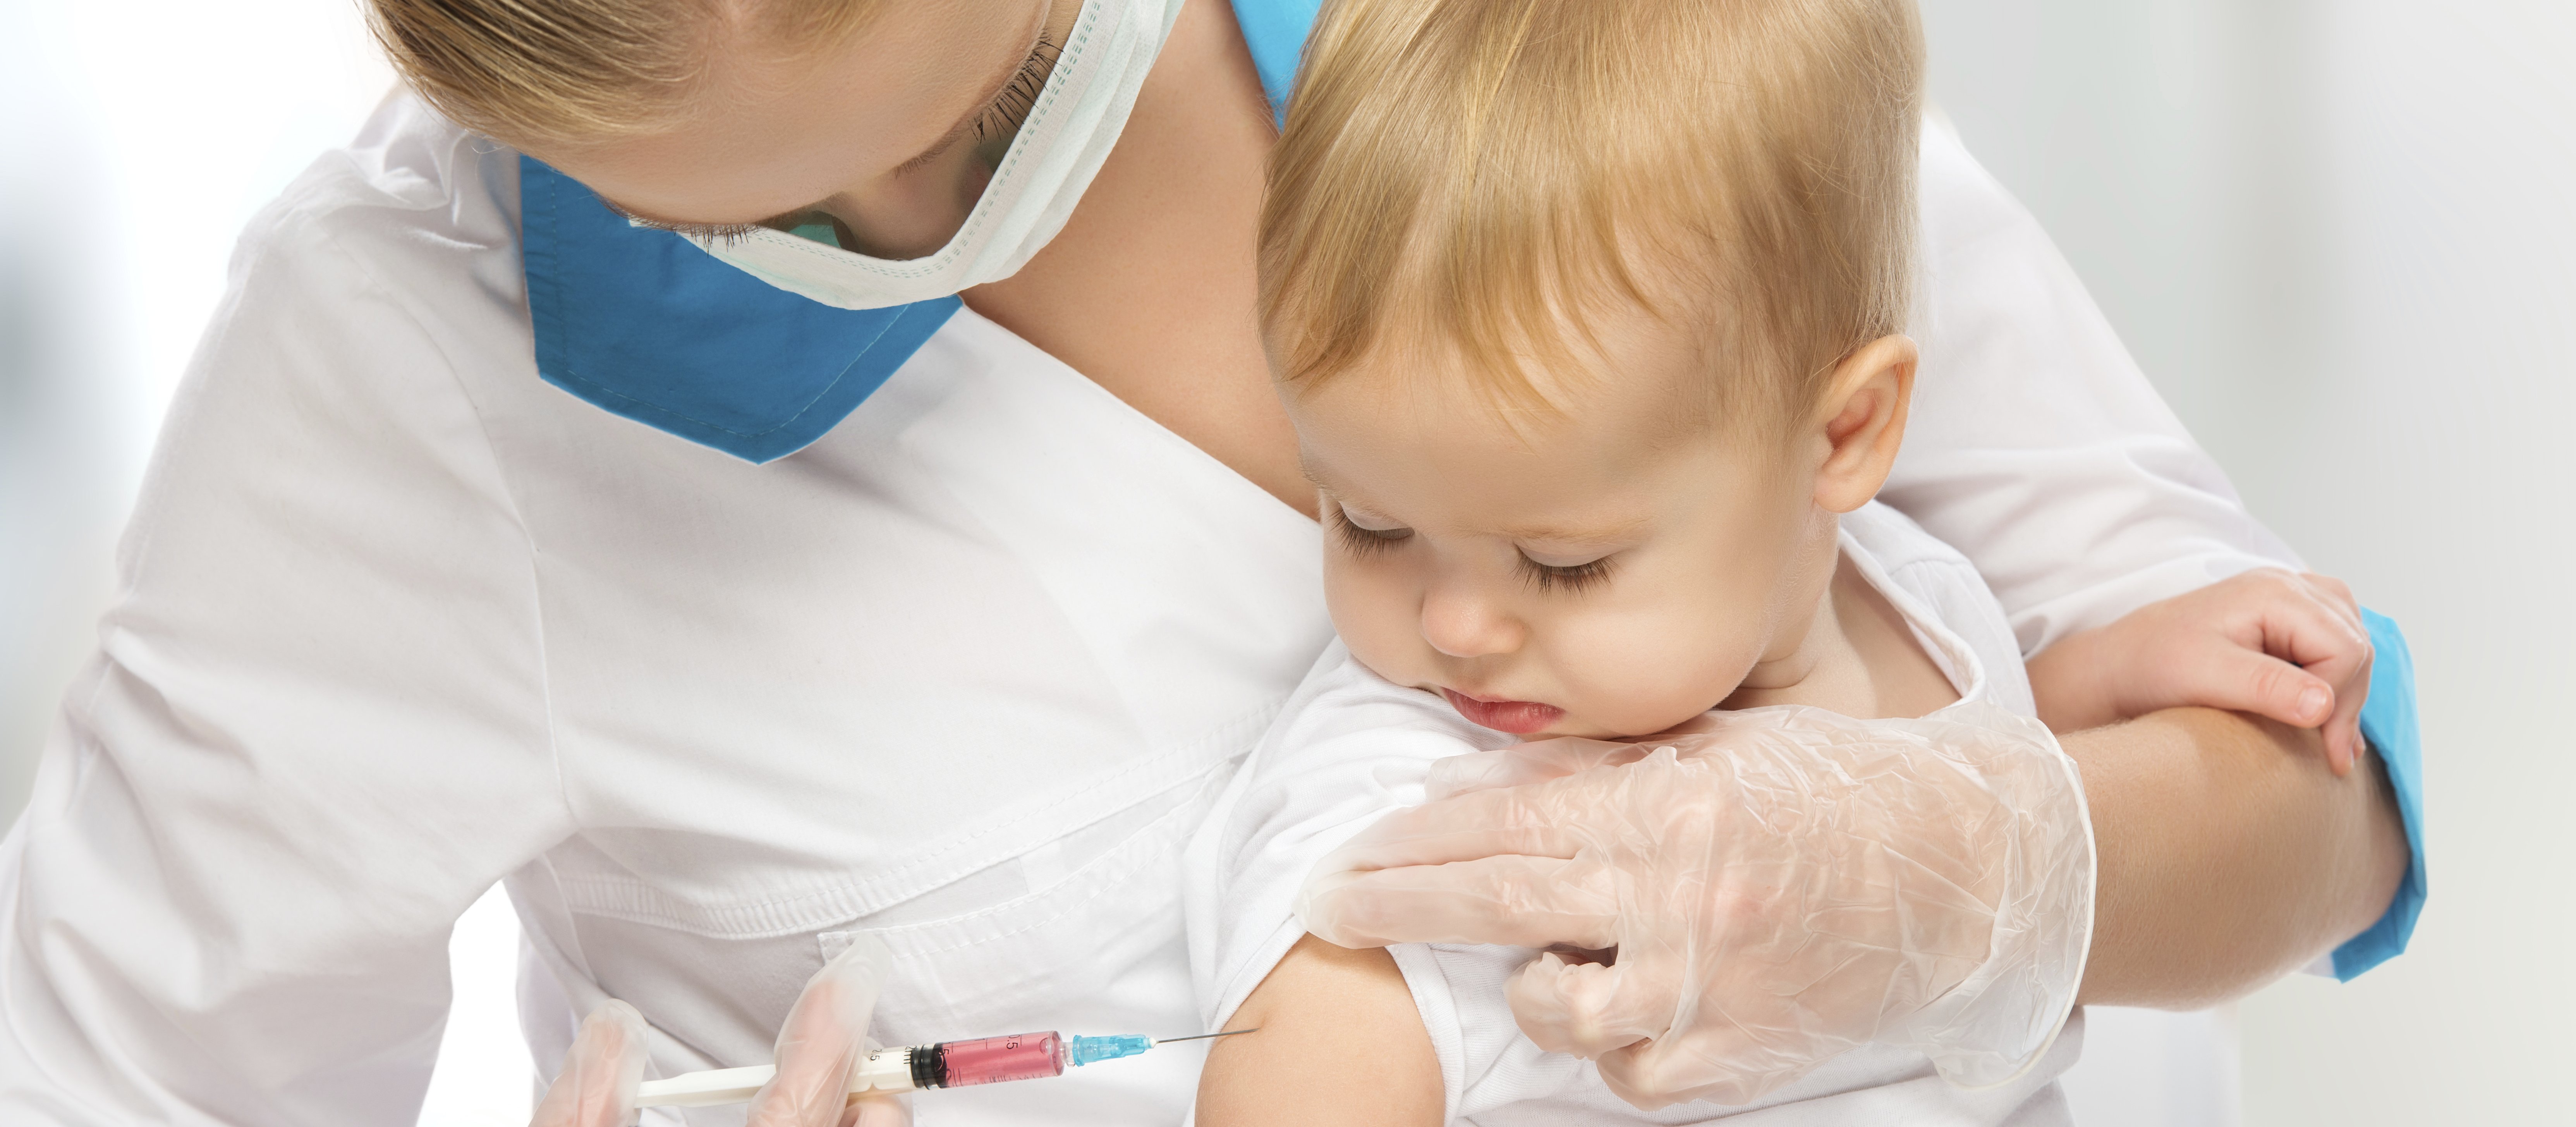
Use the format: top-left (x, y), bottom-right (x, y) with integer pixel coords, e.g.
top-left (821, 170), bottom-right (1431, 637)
top-left (2260, 577), bottom-right (2375, 775)
top-left (2170, 642), bottom-right (2340, 736)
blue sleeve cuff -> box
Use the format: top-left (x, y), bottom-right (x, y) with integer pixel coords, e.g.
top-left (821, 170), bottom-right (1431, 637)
top-left (2330, 609), bottom-right (2426, 980)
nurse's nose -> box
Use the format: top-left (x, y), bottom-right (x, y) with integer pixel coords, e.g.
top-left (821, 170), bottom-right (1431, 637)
top-left (1419, 576), bottom-right (1526, 658)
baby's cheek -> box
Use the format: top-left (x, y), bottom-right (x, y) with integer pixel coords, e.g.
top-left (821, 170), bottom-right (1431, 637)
top-left (1557, 606), bottom-right (1764, 734)
top-left (1322, 560), bottom-right (1429, 684)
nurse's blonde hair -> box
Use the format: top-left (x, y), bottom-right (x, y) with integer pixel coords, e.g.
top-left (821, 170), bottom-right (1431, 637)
top-left (1261, 0), bottom-right (1923, 430)
top-left (367, 0), bottom-right (879, 150)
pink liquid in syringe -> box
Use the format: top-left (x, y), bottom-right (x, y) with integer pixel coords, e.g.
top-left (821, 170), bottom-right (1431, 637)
top-left (938, 1032), bottom-right (1068, 1087)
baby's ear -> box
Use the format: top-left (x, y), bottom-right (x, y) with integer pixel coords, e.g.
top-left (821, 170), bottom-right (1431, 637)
top-left (1810, 335), bottom-right (1917, 514)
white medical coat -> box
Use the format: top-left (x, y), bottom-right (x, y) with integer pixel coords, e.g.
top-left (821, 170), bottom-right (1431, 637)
top-left (0, 93), bottom-right (2293, 1127)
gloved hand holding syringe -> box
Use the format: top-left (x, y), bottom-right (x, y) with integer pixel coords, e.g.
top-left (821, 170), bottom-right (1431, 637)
top-left (634, 1027), bottom-right (1257, 1108)
top-left (529, 931), bottom-right (1255, 1126)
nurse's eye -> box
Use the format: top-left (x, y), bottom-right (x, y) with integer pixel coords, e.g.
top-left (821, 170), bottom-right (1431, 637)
top-left (1330, 504), bottom-right (1413, 556)
top-left (1517, 551), bottom-right (1614, 594)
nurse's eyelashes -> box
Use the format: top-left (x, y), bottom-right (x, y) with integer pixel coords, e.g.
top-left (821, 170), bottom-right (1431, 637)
top-left (972, 32), bottom-right (1065, 143)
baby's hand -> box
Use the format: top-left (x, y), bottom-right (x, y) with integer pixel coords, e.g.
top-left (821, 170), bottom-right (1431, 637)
top-left (2027, 569), bottom-right (2374, 774)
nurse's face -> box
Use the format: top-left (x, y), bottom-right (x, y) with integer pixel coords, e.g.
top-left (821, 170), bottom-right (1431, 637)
top-left (540, 0), bottom-right (1080, 259)
top-left (1285, 314), bottom-right (1847, 741)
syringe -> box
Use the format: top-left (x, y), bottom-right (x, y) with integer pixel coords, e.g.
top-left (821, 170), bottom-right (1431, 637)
top-left (634, 1028), bottom-right (1257, 1108)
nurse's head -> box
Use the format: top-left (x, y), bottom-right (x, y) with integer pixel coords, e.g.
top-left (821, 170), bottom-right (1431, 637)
top-left (369, 0), bottom-right (1076, 257)
top-left (1261, 0), bottom-right (1926, 739)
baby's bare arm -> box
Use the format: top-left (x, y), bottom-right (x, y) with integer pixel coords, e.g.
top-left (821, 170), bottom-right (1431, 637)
top-left (1195, 935), bottom-right (1444, 1127)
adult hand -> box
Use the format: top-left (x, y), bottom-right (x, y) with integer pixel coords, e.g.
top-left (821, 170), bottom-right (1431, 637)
top-left (2027, 568), bottom-right (2373, 774)
top-left (1296, 704), bottom-right (2092, 1109)
top-left (531, 936), bottom-right (912, 1127)
top-left (531, 1000), bottom-right (649, 1127)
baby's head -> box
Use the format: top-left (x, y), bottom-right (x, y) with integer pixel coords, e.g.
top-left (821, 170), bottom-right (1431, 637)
top-left (1262, 0), bottom-right (1925, 739)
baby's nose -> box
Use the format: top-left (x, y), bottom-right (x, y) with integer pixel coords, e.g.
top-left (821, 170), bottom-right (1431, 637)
top-left (1420, 586), bottom-right (1526, 658)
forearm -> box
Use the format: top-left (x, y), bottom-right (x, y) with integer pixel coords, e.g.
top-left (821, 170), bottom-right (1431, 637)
top-left (1195, 935), bottom-right (1443, 1127)
top-left (2064, 707), bottom-right (2407, 1007)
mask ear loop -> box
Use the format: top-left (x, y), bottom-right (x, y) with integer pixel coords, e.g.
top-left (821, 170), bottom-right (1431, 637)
top-left (687, 0), bottom-right (1112, 276)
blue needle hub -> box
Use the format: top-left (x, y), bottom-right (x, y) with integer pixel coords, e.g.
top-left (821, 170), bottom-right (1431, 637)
top-left (1067, 1034), bottom-right (1156, 1067)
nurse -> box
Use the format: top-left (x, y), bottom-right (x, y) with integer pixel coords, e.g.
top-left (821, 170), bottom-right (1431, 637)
top-left (0, 2), bottom-right (2418, 1127)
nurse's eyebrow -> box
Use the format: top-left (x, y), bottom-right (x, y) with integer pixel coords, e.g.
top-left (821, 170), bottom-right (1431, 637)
top-left (594, 7), bottom-right (1058, 241)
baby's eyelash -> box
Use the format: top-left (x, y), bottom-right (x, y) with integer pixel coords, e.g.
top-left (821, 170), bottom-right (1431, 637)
top-left (973, 34), bottom-right (1063, 143)
top-left (1329, 507), bottom-right (1412, 555)
top-left (1519, 553), bottom-right (1614, 594)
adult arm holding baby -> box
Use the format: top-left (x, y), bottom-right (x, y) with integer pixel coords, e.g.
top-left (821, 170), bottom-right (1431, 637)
top-left (2044, 642), bottom-right (2409, 1009)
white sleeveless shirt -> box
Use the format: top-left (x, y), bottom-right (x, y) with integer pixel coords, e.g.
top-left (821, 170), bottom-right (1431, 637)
top-left (1186, 503), bottom-right (2087, 1125)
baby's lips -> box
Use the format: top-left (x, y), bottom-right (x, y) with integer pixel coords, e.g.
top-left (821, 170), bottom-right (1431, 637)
top-left (1441, 688), bottom-right (1566, 734)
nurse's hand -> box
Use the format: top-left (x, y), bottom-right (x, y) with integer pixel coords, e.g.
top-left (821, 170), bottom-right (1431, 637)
top-left (1296, 705), bottom-right (2092, 1110)
top-left (531, 936), bottom-right (912, 1127)
top-left (2027, 568), bottom-right (2374, 774)
top-left (531, 1000), bottom-right (649, 1127)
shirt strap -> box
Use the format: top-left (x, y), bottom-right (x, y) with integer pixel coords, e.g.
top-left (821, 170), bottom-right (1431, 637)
top-left (2331, 608), bottom-right (2427, 979)
top-left (519, 155), bottom-right (959, 464)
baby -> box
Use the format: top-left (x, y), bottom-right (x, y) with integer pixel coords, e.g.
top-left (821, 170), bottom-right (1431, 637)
top-left (1183, 0), bottom-right (2095, 1121)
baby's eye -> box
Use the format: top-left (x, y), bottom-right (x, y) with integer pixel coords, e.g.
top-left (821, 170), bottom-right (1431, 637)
top-left (1517, 551), bottom-right (1615, 594)
top-left (1330, 503), bottom-right (1413, 555)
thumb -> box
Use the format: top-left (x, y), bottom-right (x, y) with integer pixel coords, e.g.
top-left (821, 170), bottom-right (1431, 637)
top-left (2166, 643), bottom-right (2339, 734)
top-left (749, 935), bottom-right (895, 1127)
top-left (531, 1000), bottom-right (649, 1127)
top-left (1504, 952), bottom-right (1665, 1060)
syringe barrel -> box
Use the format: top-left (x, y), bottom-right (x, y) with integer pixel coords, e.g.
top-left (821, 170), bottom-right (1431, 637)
top-left (915, 1031), bottom-right (1067, 1088)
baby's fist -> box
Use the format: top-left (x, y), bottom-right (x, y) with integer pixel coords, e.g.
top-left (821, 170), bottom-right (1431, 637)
top-left (2028, 569), bottom-right (2373, 774)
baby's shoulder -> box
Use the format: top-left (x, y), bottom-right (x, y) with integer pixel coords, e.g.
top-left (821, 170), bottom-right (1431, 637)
top-left (1840, 501), bottom-right (2036, 717)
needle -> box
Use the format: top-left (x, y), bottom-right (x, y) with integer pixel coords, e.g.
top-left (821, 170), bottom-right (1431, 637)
top-left (1156, 1027), bottom-right (1260, 1044)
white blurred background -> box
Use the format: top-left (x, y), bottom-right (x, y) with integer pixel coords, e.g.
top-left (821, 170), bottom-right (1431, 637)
top-left (0, 0), bottom-right (2566, 1123)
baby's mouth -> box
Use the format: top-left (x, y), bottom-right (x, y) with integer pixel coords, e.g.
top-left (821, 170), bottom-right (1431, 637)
top-left (1440, 688), bottom-right (1567, 735)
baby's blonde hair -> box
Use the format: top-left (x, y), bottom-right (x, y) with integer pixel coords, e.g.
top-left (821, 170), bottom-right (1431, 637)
top-left (368, 0), bottom-right (880, 151)
top-left (1261, 0), bottom-right (1923, 430)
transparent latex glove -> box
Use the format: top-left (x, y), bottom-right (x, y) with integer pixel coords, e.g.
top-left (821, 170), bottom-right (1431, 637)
top-left (532, 1000), bottom-right (649, 1127)
top-left (748, 934), bottom-right (914, 1127)
top-left (528, 936), bottom-right (911, 1127)
top-left (1296, 704), bottom-right (2094, 1109)
top-left (2028, 568), bottom-right (2374, 773)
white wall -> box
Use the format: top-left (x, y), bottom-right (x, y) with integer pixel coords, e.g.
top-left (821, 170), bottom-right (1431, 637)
top-left (0, 2), bottom-right (532, 1122)
top-left (0, 0), bottom-right (400, 813)
top-left (3, 1), bottom-right (2566, 1124)
top-left (1922, 0), bottom-right (2576, 1122)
